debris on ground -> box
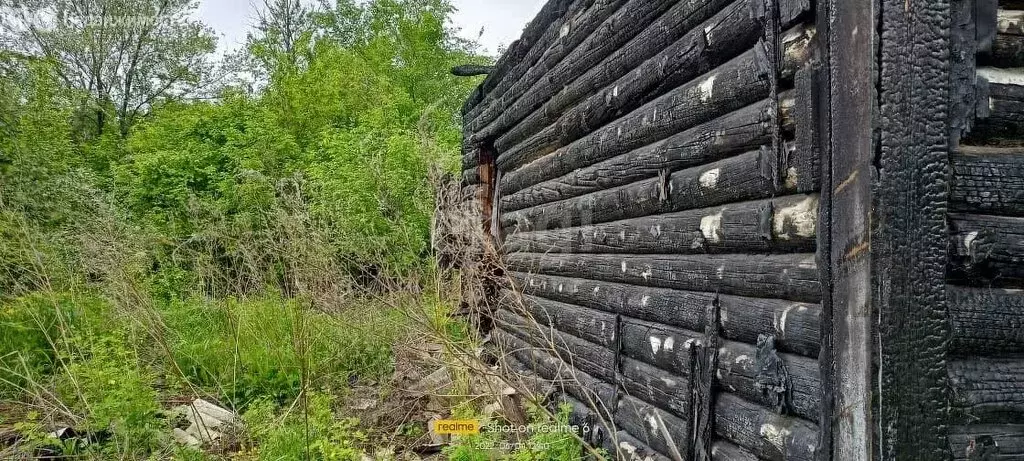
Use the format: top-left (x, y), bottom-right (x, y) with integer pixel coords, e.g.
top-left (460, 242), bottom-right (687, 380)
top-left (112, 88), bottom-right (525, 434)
top-left (171, 398), bottom-right (240, 447)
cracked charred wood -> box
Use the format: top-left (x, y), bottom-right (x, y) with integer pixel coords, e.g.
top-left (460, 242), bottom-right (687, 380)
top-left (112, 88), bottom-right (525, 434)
top-left (493, 308), bottom-right (616, 382)
top-left (949, 213), bottom-right (1024, 285)
top-left (462, 166), bottom-right (481, 186)
top-left (620, 318), bottom-right (820, 422)
top-left (466, 0), bottom-right (664, 131)
top-left (619, 355), bottom-right (692, 420)
top-left (968, 72), bottom-right (1024, 145)
top-left (504, 289), bottom-right (617, 348)
top-left (461, 0), bottom-right (579, 116)
top-left (510, 271), bottom-right (821, 357)
top-left (502, 195), bottom-right (817, 256)
top-left (497, 21), bottom-right (814, 170)
top-left (451, 65), bottom-right (495, 77)
top-left (495, 47), bottom-right (774, 179)
top-left (949, 357), bottom-right (1024, 425)
top-left (948, 286), bottom-right (1024, 354)
top-left (494, 0), bottom-right (755, 156)
top-left (713, 393), bottom-right (818, 461)
top-left (500, 149), bottom-right (807, 233)
top-left (505, 252), bottom-right (820, 303)
top-left (492, 328), bottom-right (617, 412)
top-left (605, 430), bottom-right (674, 461)
top-left (951, 147), bottom-right (1024, 215)
top-left (980, 33), bottom-right (1024, 68)
top-left (949, 424), bottom-right (1024, 460)
top-left (710, 441), bottom-right (759, 461)
top-left (614, 394), bottom-right (691, 461)
top-left (498, 98), bottom-right (791, 212)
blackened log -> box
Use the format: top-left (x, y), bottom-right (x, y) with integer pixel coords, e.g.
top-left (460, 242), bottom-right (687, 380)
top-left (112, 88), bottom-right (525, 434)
top-left (969, 71), bottom-right (1024, 145)
top-left (462, 0), bottom-right (579, 115)
top-left (553, 392), bottom-right (615, 448)
top-left (451, 65), bottom-right (495, 77)
top-left (505, 252), bottom-right (821, 303)
top-left (499, 99), bottom-right (779, 211)
top-left (951, 147), bottom-right (1024, 215)
top-left (713, 393), bottom-right (818, 461)
top-left (949, 357), bottom-right (1024, 424)
top-left (614, 394), bottom-right (690, 460)
top-left (462, 166), bottom-right (481, 186)
top-left (492, 328), bottom-right (617, 412)
top-left (948, 424), bottom-right (1024, 460)
top-left (980, 34), bottom-right (1024, 68)
top-left (710, 441), bottom-right (759, 461)
top-left (619, 355), bottom-right (693, 419)
top-left (493, 308), bottom-right (616, 381)
top-left (619, 318), bottom-right (820, 421)
top-left (507, 290), bottom-right (618, 348)
top-left (502, 195), bottom-right (817, 256)
top-left (494, 0), bottom-right (761, 157)
top-left (496, 47), bottom-right (773, 179)
top-left (948, 286), bottom-right (1024, 353)
top-left (467, 0), bottom-right (675, 135)
top-left (605, 430), bottom-right (674, 461)
top-left (462, 147), bottom-right (480, 172)
top-left (496, 21), bottom-right (815, 170)
top-left (501, 149), bottom-right (804, 233)
top-left (949, 213), bottom-right (1024, 285)
top-left (511, 271), bottom-right (822, 357)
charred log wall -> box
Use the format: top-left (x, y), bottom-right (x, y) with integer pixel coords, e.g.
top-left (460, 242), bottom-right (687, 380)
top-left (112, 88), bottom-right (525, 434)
top-left (462, 0), bottom-right (823, 459)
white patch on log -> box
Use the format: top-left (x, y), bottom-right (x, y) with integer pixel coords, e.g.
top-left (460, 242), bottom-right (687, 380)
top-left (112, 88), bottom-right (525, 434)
top-left (646, 414), bottom-right (659, 431)
top-left (785, 166), bottom-right (799, 189)
top-left (620, 230), bottom-right (627, 241)
top-left (619, 441), bottom-right (637, 455)
top-left (759, 423), bottom-right (793, 451)
top-left (977, 67), bottom-right (1024, 85)
top-left (622, 261), bottom-right (628, 273)
top-left (613, 85), bottom-right (620, 98)
top-left (641, 295), bottom-right (650, 307)
top-left (773, 196), bottom-right (818, 239)
top-left (650, 336), bottom-right (662, 354)
top-left (661, 376), bottom-right (677, 387)
top-left (716, 266), bottom-right (725, 280)
top-left (699, 168), bottom-right (721, 188)
top-left (964, 231), bottom-right (979, 251)
top-left (700, 212), bottom-right (723, 243)
top-left (720, 308), bottom-right (729, 325)
top-left (593, 286), bottom-right (600, 293)
top-left (777, 304), bottom-right (800, 338)
top-left (698, 75), bottom-right (717, 103)
top-left (734, 354), bottom-right (751, 366)
top-left (640, 267), bottom-right (653, 281)
top-left (558, 284), bottom-right (564, 293)
top-left (663, 337), bottom-right (674, 351)
top-left (560, 23), bottom-right (571, 38)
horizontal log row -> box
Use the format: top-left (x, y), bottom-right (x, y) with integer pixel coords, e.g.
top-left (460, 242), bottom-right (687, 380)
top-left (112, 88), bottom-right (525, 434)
top-left (494, 0), bottom-right (768, 160)
top-left (714, 393), bottom-right (818, 461)
top-left (614, 393), bottom-right (691, 459)
top-left (466, 0), bottom-right (676, 134)
top-left (980, 33), bottom-right (1024, 68)
top-left (505, 252), bottom-right (821, 303)
top-left (492, 327), bottom-right (617, 411)
top-left (496, 21), bottom-right (815, 173)
top-left (461, 0), bottom-right (584, 116)
top-left (969, 71), bottom-right (1024, 145)
top-left (605, 429), bottom-right (673, 461)
top-left (620, 318), bottom-right (820, 421)
top-left (503, 289), bottom-right (821, 418)
top-left (948, 286), bottom-right (1024, 353)
top-left (949, 357), bottom-right (1024, 424)
top-left (949, 213), bottom-right (1024, 285)
top-left (710, 440), bottom-right (759, 461)
top-left (950, 147), bottom-right (1024, 215)
top-left (500, 149), bottom-right (807, 234)
top-left (496, 46), bottom-right (775, 186)
top-left (494, 308), bottom-right (616, 382)
top-left (948, 424), bottom-right (1024, 460)
top-left (498, 94), bottom-right (797, 212)
top-left (502, 195), bottom-right (817, 256)
top-left (509, 270), bottom-right (821, 357)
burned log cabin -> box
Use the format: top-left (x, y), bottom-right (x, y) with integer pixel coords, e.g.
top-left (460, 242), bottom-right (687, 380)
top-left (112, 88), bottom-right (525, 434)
top-left (458, 0), bottom-right (1024, 459)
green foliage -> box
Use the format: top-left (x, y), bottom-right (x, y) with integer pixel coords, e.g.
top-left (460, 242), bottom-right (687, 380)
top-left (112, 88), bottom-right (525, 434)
top-left (242, 393), bottom-right (366, 460)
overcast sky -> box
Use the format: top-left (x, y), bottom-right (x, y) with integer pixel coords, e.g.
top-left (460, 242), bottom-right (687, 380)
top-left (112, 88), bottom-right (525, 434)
top-left (195, 0), bottom-right (545, 57)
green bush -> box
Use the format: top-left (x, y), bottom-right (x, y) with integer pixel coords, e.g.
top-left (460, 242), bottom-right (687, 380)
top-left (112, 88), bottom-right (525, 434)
top-left (243, 392), bottom-right (366, 460)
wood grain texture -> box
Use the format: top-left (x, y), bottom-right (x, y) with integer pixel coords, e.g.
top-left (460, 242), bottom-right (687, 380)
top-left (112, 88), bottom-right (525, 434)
top-left (614, 394), bottom-right (690, 460)
top-left (496, 47), bottom-right (774, 188)
top-left (948, 424), bottom-right (1024, 460)
top-left (970, 80), bottom-right (1024, 145)
top-left (948, 286), bottom-right (1024, 353)
top-left (493, 308), bottom-right (616, 382)
top-left (466, 0), bottom-right (675, 138)
top-left (500, 149), bottom-right (807, 233)
top-left (502, 195), bottom-right (818, 256)
top-left (951, 147), bottom-right (1024, 215)
top-left (504, 252), bottom-right (820, 303)
top-left (509, 271), bottom-right (822, 357)
top-left (949, 357), bottom-right (1024, 424)
top-left (949, 213), bottom-right (1024, 285)
top-left (713, 393), bottom-right (819, 461)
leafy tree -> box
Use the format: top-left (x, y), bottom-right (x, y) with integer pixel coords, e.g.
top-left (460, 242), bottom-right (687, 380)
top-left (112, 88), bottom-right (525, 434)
top-left (0, 0), bottom-right (220, 137)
